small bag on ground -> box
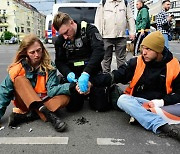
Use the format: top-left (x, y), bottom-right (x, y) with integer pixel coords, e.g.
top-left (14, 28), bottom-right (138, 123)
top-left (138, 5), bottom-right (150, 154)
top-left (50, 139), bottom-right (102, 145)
top-left (89, 86), bottom-right (112, 112)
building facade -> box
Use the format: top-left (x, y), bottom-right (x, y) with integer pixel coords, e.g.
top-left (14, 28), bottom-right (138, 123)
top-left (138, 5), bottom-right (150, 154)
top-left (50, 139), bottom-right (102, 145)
top-left (0, 0), bottom-right (46, 41)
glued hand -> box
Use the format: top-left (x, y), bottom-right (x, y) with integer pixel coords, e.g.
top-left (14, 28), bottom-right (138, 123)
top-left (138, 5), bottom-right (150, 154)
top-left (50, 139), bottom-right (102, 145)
top-left (67, 72), bottom-right (77, 83)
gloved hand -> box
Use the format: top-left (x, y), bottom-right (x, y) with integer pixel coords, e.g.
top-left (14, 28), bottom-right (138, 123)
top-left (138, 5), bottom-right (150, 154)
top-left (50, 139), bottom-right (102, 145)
top-left (78, 72), bottom-right (90, 92)
top-left (67, 72), bottom-right (77, 83)
top-left (151, 99), bottom-right (164, 107)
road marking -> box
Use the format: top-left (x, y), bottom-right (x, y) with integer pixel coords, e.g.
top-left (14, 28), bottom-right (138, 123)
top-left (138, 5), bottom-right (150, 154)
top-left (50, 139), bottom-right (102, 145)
top-left (97, 138), bottom-right (125, 145)
top-left (0, 63), bottom-right (9, 65)
top-left (0, 137), bottom-right (69, 145)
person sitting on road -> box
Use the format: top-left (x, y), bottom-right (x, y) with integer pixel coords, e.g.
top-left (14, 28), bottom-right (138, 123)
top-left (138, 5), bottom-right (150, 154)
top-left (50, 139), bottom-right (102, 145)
top-left (0, 34), bottom-right (76, 132)
top-left (89, 31), bottom-right (180, 141)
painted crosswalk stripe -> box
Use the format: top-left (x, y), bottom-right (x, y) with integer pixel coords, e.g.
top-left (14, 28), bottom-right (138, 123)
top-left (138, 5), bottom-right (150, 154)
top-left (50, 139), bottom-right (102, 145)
top-left (0, 137), bottom-right (69, 144)
top-left (97, 138), bottom-right (125, 145)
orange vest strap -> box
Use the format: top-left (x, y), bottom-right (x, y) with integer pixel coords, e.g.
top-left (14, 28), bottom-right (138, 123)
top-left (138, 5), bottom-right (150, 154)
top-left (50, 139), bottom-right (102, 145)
top-left (166, 58), bottom-right (180, 94)
top-left (34, 73), bottom-right (48, 94)
top-left (125, 56), bottom-right (145, 95)
top-left (9, 63), bottom-right (25, 82)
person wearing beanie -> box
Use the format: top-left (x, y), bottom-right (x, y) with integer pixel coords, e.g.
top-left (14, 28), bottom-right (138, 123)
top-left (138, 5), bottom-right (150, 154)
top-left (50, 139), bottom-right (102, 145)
top-left (141, 31), bottom-right (165, 54)
top-left (90, 31), bottom-right (180, 141)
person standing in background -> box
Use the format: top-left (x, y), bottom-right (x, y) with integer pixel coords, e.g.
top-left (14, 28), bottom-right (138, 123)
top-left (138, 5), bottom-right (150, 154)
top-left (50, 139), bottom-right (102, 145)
top-left (170, 14), bottom-right (176, 40)
top-left (156, 0), bottom-right (172, 49)
top-left (95, 0), bottom-right (135, 73)
top-left (134, 0), bottom-right (150, 56)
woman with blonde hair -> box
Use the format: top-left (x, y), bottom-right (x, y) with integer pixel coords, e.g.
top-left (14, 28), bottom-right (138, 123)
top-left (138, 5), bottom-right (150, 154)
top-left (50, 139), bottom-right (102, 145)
top-left (0, 34), bottom-right (73, 132)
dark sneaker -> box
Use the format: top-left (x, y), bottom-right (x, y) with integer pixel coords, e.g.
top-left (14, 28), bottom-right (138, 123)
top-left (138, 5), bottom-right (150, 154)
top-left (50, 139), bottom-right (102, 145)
top-left (39, 106), bottom-right (67, 132)
top-left (160, 124), bottom-right (180, 141)
top-left (8, 111), bottom-right (39, 127)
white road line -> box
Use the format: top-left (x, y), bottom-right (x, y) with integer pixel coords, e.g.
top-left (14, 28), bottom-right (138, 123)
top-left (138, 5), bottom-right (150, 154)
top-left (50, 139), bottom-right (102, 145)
top-left (97, 138), bottom-right (125, 146)
top-left (0, 137), bottom-right (69, 145)
top-left (0, 63), bottom-right (9, 65)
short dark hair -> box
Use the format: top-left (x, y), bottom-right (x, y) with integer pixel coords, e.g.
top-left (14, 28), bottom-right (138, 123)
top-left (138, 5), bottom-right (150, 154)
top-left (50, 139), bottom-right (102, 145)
top-left (53, 12), bottom-right (72, 31)
top-left (137, 0), bottom-right (144, 5)
top-left (162, 0), bottom-right (170, 4)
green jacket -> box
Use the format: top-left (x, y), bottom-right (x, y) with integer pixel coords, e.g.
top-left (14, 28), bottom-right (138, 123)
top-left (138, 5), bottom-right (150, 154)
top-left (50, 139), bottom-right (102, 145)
top-left (136, 5), bottom-right (150, 32)
top-left (0, 60), bottom-right (71, 119)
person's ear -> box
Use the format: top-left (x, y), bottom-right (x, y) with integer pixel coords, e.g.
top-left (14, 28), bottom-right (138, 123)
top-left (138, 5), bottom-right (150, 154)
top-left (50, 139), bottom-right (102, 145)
top-left (70, 20), bottom-right (74, 25)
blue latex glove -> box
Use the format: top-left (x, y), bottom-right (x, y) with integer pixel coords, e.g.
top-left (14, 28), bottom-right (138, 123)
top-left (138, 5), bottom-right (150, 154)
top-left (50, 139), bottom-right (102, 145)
top-left (67, 72), bottom-right (77, 83)
top-left (78, 72), bottom-right (90, 92)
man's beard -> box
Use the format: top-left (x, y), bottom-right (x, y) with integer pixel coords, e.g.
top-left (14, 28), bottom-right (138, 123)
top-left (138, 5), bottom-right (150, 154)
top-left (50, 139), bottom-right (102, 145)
top-left (165, 8), bottom-right (169, 11)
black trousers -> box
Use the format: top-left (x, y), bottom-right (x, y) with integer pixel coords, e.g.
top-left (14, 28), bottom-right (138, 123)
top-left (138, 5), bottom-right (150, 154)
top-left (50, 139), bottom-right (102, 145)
top-left (134, 32), bottom-right (149, 56)
top-left (66, 88), bottom-right (85, 112)
top-left (66, 86), bottom-right (111, 112)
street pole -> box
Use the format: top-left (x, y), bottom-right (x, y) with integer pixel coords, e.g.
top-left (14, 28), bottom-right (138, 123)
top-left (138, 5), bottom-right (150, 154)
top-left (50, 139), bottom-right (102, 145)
top-left (14, 10), bottom-right (19, 44)
top-left (55, 0), bottom-right (57, 4)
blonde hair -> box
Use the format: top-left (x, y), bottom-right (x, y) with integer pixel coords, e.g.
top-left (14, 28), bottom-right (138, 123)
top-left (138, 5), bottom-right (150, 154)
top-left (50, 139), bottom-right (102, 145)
top-left (53, 12), bottom-right (72, 31)
top-left (8, 34), bottom-right (55, 72)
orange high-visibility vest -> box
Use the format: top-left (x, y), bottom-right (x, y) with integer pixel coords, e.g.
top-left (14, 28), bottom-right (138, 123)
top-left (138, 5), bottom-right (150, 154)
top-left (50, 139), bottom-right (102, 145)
top-left (125, 55), bottom-right (180, 95)
top-left (9, 63), bottom-right (48, 95)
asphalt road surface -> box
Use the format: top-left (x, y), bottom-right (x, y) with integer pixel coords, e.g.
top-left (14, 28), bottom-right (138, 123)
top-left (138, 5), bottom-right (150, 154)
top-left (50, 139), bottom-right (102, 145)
top-left (0, 42), bottom-right (180, 154)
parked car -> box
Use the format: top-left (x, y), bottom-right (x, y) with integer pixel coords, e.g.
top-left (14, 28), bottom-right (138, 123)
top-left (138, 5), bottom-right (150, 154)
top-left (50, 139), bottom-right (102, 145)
top-left (9, 36), bottom-right (18, 44)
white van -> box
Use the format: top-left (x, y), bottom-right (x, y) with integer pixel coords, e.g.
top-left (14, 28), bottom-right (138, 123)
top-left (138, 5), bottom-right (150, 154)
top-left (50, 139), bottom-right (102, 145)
top-left (52, 2), bottom-right (99, 44)
top-left (45, 14), bottom-right (53, 44)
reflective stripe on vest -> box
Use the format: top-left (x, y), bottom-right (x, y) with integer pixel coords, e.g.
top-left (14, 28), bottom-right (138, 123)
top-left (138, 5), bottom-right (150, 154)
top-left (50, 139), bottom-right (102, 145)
top-left (125, 56), bottom-right (180, 95)
top-left (9, 63), bottom-right (48, 94)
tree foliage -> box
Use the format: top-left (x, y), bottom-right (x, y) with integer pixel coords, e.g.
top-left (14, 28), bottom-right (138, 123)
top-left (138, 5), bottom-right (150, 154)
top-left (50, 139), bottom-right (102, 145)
top-left (3, 31), bottom-right (14, 40)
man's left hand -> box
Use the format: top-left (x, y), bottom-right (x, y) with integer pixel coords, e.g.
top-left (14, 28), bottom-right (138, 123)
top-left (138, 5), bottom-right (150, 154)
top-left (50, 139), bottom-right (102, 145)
top-left (148, 99), bottom-right (164, 108)
top-left (129, 34), bottom-right (135, 40)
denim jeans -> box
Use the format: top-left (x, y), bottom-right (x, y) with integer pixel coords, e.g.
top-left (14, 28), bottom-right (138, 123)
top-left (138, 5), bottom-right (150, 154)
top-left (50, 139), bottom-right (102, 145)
top-left (117, 94), bottom-right (167, 133)
top-left (163, 33), bottom-right (169, 49)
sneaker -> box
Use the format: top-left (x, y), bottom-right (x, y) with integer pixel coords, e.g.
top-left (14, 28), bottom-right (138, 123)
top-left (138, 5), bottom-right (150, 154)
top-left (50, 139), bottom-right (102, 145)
top-left (8, 111), bottom-right (39, 127)
top-left (160, 124), bottom-right (180, 141)
top-left (129, 117), bottom-right (139, 125)
top-left (39, 106), bottom-right (67, 132)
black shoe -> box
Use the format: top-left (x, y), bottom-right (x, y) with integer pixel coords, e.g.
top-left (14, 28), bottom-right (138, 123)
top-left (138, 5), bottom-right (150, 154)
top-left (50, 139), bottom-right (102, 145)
top-left (39, 106), bottom-right (67, 132)
top-left (8, 111), bottom-right (39, 127)
top-left (160, 124), bottom-right (180, 141)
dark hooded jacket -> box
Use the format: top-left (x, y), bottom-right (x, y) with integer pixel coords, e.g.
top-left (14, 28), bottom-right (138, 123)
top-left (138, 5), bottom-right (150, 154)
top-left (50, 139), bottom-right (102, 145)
top-left (92, 47), bottom-right (180, 106)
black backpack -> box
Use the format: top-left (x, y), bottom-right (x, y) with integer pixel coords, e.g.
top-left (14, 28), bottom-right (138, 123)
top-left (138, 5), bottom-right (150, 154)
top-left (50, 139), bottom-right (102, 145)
top-left (89, 86), bottom-right (111, 112)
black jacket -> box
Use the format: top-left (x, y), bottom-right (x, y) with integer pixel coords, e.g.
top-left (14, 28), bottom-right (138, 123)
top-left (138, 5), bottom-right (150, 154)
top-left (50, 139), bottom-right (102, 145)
top-left (92, 48), bottom-right (180, 106)
top-left (55, 21), bottom-right (104, 77)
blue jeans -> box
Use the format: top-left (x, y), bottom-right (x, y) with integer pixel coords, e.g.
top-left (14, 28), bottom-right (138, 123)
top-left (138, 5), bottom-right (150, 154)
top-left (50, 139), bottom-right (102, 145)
top-left (163, 33), bottom-right (169, 49)
top-left (117, 94), bottom-right (167, 133)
